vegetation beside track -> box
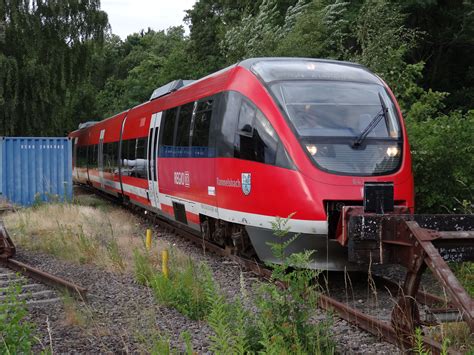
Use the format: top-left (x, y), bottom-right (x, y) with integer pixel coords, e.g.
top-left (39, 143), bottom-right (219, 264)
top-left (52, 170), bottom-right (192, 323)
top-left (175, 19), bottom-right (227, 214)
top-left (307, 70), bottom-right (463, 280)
top-left (3, 195), bottom-right (166, 273)
top-left (133, 216), bottom-right (335, 354)
top-left (0, 280), bottom-right (37, 353)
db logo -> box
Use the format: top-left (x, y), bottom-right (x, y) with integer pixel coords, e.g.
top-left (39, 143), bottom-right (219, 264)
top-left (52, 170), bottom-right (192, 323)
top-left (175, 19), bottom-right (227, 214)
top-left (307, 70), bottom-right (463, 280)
top-left (174, 171), bottom-right (190, 188)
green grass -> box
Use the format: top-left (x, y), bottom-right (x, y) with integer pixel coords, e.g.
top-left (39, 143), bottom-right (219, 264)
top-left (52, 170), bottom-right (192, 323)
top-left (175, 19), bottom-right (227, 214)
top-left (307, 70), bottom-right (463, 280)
top-left (0, 279), bottom-right (36, 353)
top-left (134, 248), bottom-right (217, 321)
top-left (452, 262), bottom-right (473, 297)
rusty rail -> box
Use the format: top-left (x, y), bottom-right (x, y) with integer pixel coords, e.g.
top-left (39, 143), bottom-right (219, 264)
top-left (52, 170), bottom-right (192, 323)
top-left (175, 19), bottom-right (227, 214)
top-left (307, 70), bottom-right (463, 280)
top-left (0, 220), bottom-right (87, 300)
top-left (0, 258), bottom-right (88, 300)
top-left (339, 207), bottom-right (473, 351)
top-left (318, 293), bottom-right (455, 355)
top-left (384, 220), bottom-right (474, 338)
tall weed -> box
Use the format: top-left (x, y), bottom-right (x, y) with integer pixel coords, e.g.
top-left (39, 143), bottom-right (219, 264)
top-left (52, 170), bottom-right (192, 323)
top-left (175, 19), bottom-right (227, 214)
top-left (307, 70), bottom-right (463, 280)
top-left (150, 258), bottom-right (217, 320)
top-left (206, 216), bottom-right (335, 354)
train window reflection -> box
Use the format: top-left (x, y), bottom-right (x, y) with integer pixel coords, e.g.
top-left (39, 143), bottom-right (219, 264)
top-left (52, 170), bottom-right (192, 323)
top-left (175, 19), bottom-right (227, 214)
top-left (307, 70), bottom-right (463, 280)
top-left (272, 81), bottom-right (400, 138)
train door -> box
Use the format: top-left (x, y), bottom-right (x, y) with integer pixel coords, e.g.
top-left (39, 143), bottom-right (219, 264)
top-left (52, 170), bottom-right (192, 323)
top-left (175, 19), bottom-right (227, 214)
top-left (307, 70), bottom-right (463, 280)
top-left (86, 132), bottom-right (91, 183)
top-left (73, 137), bottom-right (78, 180)
top-left (118, 114), bottom-right (128, 196)
top-left (147, 112), bottom-right (162, 209)
top-left (98, 129), bottom-right (105, 189)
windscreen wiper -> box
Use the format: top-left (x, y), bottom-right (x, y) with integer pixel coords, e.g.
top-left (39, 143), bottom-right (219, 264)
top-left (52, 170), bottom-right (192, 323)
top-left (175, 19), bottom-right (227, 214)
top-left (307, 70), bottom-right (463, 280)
top-left (352, 93), bottom-right (388, 148)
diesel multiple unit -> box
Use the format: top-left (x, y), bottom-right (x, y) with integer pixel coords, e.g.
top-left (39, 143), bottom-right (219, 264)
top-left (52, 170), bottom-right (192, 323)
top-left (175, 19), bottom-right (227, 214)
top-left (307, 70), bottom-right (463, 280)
top-left (69, 58), bottom-right (414, 270)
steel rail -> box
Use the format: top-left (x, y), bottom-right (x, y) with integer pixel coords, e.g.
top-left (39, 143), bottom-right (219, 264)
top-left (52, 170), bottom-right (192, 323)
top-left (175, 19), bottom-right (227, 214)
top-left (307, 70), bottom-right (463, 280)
top-left (317, 293), bottom-right (453, 355)
top-left (0, 258), bottom-right (87, 301)
top-left (1, 218), bottom-right (87, 301)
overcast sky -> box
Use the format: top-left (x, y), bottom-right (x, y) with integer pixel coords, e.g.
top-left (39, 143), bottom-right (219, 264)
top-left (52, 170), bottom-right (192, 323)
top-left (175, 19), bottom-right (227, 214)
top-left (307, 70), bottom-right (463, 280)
top-left (101, 0), bottom-right (197, 39)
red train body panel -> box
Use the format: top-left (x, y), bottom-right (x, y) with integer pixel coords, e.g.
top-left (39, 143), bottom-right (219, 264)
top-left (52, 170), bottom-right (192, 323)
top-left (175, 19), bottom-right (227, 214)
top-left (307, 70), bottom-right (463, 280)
top-left (69, 58), bottom-right (414, 270)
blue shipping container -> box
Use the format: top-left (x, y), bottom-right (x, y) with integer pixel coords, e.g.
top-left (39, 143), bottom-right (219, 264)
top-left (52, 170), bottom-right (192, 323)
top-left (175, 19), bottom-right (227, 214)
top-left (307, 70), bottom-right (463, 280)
top-left (0, 137), bottom-right (73, 206)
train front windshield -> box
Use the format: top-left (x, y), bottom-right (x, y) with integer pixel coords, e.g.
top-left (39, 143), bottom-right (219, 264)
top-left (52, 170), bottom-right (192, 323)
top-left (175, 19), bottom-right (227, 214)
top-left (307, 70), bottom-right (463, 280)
top-left (252, 60), bottom-right (403, 176)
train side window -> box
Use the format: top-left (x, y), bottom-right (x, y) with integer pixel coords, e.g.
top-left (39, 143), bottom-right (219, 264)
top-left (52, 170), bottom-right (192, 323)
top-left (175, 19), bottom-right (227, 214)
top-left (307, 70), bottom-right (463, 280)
top-left (160, 107), bottom-right (178, 157)
top-left (120, 140), bottom-right (128, 163)
top-left (104, 143), bottom-right (112, 172)
top-left (76, 146), bottom-right (81, 167)
top-left (89, 145), bottom-right (93, 168)
top-left (216, 92), bottom-right (240, 158)
top-left (92, 145), bottom-right (98, 167)
top-left (112, 141), bottom-right (119, 173)
top-left (175, 102), bottom-right (194, 157)
top-left (254, 111), bottom-right (278, 164)
top-left (134, 137), bottom-right (147, 179)
top-left (161, 108), bottom-right (178, 145)
top-left (233, 95), bottom-right (278, 165)
top-left (191, 99), bottom-right (213, 157)
top-left (120, 140), bottom-right (130, 175)
top-left (237, 99), bottom-right (255, 134)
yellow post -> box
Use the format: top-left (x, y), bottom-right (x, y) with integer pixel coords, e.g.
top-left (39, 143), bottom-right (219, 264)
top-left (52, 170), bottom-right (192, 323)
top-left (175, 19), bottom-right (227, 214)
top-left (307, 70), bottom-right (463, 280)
top-left (162, 249), bottom-right (169, 278)
top-left (145, 229), bottom-right (152, 251)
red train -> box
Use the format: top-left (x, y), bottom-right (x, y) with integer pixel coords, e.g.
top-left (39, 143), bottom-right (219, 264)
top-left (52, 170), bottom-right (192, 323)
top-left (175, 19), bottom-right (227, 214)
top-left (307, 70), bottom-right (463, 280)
top-left (69, 58), bottom-right (414, 270)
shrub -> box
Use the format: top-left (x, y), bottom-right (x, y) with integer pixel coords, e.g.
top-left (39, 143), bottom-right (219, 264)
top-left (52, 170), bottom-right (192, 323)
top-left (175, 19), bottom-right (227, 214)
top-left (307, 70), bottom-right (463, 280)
top-left (407, 110), bottom-right (473, 213)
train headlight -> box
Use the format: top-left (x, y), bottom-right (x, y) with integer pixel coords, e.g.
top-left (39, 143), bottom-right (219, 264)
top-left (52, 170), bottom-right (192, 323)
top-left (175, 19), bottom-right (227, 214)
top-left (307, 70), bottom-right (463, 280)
top-left (306, 144), bottom-right (318, 156)
top-left (386, 146), bottom-right (399, 157)
top-left (306, 62), bottom-right (317, 70)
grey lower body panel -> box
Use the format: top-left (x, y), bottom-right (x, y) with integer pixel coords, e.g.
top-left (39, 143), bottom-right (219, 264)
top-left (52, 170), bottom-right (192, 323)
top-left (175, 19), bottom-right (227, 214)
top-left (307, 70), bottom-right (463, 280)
top-left (246, 226), bottom-right (364, 271)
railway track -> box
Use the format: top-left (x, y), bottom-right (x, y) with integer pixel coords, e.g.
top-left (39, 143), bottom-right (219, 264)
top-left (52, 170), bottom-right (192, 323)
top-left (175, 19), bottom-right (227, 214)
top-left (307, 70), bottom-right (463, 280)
top-left (0, 266), bottom-right (62, 306)
top-left (78, 185), bottom-right (472, 354)
top-left (0, 221), bottom-right (88, 304)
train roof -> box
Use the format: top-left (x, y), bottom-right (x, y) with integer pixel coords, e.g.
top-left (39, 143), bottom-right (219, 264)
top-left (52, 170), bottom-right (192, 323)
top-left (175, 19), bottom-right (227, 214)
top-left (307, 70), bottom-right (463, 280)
top-left (238, 57), bottom-right (365, 70)
top-left (238, 57), bottom-right (380, 85)
top-left (73, 57), bottom-right (381, 134)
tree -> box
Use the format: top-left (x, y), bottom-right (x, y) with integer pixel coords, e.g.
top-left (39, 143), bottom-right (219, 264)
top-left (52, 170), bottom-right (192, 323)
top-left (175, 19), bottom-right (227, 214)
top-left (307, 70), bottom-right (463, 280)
top-left (0, 0), bottom-right (108, 135)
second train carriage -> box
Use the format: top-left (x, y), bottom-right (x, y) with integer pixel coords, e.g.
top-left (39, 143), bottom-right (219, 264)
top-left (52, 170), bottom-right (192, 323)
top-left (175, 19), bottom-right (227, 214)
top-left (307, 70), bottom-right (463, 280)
top-left (69, 58), bottom-right (414, 270)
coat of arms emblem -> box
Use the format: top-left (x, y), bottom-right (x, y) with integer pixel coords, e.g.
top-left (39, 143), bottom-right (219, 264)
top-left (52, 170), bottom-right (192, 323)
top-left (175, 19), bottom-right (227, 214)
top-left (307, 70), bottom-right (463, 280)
top-left (241, 173), bottom-right (251, 195)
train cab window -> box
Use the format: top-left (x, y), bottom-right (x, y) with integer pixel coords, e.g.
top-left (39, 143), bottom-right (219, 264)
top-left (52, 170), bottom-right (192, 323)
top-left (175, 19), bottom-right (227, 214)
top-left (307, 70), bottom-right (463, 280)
top-left (175, 102), bottom-right (194, 157)
top-left (191, 99), bottom-right (213, 157)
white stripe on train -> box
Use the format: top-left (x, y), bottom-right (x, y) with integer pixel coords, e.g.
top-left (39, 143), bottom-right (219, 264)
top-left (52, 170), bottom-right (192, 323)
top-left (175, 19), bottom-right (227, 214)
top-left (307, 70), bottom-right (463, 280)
top-left (78, 172), bottom-right (328, 235)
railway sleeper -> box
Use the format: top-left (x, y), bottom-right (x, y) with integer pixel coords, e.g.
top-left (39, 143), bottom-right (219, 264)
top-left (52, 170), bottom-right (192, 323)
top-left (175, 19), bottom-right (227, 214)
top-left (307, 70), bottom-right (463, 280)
top-left (0, 221), bottom-right (88, 301)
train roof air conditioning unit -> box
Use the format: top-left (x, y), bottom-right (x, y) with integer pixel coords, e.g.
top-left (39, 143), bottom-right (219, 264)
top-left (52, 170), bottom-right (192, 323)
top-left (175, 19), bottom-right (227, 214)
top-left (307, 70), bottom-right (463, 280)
top-left (78, 121), bottom-right (98, 129)
top-left (150, 79), bottom-right (195, 101)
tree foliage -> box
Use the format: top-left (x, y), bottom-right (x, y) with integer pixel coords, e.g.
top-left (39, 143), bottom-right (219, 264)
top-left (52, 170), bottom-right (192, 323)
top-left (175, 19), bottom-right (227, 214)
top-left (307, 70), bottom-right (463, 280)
top-left (0, 0), bottom-right (108, 136)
